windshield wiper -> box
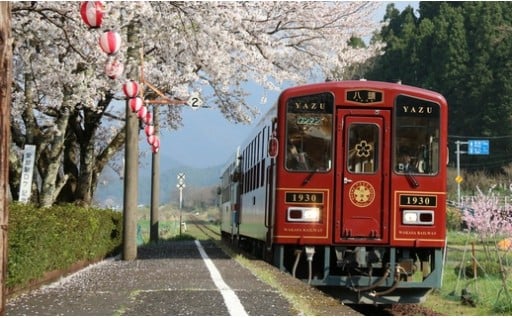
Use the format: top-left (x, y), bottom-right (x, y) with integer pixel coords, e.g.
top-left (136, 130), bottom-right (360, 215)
top-left (405, 171), bottom-right (419, 188)
top-left (303, 169), bottom-right (320, 185)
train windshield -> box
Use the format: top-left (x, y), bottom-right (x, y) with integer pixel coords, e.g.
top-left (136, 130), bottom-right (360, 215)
top-left (285, 92), bottom-right (334, 172)
top-left (394, 95), bottom-right (441, 175)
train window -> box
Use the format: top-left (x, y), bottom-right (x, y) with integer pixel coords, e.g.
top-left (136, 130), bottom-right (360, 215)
top-left (347, 123), bottom-right (379, 173)
top-left (243, 149), bottom-right (247, 193)
top-left (285, 93), bottom-right (334, 172)
top-left (220, 168), bottom-right (230, 203)
top-left (394, 95), bottom-right (440, 175)
top-left (260, 159), bottom-right (265, 187)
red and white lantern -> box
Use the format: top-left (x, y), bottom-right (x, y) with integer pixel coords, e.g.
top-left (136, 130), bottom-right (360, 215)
top-left (147, 134), bottom-right (158, 146)
top-left (99, 30), bottom-right (121, 55)
top-left (129, 97), bottom-right (143, 113)
top-left (151, 136), bottom-right (161, 153)
top-left (122, 80), bottom-right (140, 98)
top-left (79, 1), bottom-right (104, 29)
top-left (144, 125), bottom-right (154, 137)
top-left (104, 57), bottom-right (123, 79)
top-left (152, 138), bottom-right (160, 153)
top-left (137, 106), bottom-right (148, 120)
top-left (143, 112), bottom-right (153, 125)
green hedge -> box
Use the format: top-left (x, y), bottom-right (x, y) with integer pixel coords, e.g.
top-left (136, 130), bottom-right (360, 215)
top-left (7, 203), bottom-right (122, 290)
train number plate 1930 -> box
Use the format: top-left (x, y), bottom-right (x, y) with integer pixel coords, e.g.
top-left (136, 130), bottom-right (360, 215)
top-left (285, 192), bottom-right (324, 204)
top-left (399, 194), bottom-right (437, 207)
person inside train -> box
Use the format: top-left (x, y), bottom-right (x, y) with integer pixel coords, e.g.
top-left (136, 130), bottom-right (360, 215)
top-left (398, 152), bottom-right (417, 173)
top-left (287, 141), bottom-right (309, 170)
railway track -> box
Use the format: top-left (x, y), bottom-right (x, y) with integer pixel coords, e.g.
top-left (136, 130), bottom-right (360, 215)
top-left (186, 215), bottom-right (221, 240)
top-left (186, 217), bottom-right (441, 316)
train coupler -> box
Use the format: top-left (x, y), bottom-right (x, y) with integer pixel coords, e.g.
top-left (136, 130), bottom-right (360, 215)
top-left (368, 265), bottom-right (404, 297)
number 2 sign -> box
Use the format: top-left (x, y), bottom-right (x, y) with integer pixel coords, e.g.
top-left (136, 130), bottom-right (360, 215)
top-left (187, 93), bottom-right (204, 109)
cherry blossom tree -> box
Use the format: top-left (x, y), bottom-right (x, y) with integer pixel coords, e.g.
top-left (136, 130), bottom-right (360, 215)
top-left (10, 2), bottom-right (383, 207)
top-left (462, 194), bottom-right (512, 306)
top-left (463, 195), bottom-right (512, 238)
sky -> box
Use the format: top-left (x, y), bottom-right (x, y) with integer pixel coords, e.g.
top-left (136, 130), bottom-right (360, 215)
top-left (159, 1), bottom-right (418, 169)
top-left (160, 87), bottom-right (277, 168)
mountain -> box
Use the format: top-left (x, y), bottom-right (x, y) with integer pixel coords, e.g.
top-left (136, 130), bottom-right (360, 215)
top-left (94, 152), bottom-right (223, 208)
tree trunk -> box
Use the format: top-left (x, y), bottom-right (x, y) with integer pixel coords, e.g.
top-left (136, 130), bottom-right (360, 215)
top-left (38, 91), bottom-right (72, 207)
top-left (75, 107), bottom-right (104, 205)
top-left (0, 2), bottom-right (12, 313)
top-left (56, 123), bottom-right (79, 203)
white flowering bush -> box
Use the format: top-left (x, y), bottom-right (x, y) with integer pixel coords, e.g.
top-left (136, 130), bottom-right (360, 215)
top-left (462, 195), bottom-right (512, 239)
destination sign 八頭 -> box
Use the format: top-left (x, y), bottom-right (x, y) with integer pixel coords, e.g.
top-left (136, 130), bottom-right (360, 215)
top-left (346, 89), bottom-right (383, 104)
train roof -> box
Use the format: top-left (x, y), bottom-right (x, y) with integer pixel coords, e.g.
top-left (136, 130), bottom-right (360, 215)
top-left (279, 80), bottom-right (446, 103)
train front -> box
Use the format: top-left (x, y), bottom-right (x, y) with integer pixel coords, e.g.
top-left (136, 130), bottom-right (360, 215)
top-left (270, 81), bottom-right (448, 304)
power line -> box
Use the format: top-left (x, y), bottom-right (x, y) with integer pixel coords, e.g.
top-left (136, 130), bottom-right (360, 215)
top-left (449, 135), bottom-right (512, 140)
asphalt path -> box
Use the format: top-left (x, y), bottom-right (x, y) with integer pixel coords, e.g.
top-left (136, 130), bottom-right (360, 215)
top-left (5, 240), bottom-right (298, 316)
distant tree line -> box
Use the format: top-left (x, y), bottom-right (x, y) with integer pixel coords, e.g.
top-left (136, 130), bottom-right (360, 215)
top-left (362, 2), bottom-right (512, 173)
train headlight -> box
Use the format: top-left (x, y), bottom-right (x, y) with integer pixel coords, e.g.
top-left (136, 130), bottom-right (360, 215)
top-left (287, 207), bottom-right (321, 222)
top-left (402, 210), bottom-right (434, 225)
top-left (403, 211), bottom-right (418, 223)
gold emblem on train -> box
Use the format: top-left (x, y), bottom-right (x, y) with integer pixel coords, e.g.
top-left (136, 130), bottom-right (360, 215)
top-left (349, 180), bottom-right (375, 207)
top-left (355, 140), bottom-right (373, 158)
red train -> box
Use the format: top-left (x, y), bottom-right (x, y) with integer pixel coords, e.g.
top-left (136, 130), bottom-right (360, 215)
top-left (219, 80), bottom-right (448, 304)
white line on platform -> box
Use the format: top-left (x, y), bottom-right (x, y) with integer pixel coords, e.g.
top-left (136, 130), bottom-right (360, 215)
top-left (194, 240), bottom-right (248, 316)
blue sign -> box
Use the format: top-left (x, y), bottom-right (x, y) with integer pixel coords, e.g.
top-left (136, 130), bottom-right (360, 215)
top-left (468, 140), bottom-right (489, 155)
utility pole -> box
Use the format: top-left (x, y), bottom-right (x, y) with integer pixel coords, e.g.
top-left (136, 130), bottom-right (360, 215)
top-left (122, 21), bottom-right (141, 261)
top-left (139, 52), bottom-right (201, 242)
top-left (140, 58), bottom-right (186, 243)
top-left (124, 40), bottom-right (204, 247)
top-left (149, 105), bottom-right (160, 242)
top-left (0, 2), bottom-right (11, 313)
top-left (455, 140), bottom-right (466, 206)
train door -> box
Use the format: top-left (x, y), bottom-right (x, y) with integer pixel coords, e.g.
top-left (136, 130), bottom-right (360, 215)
top-left (335, 109), bottom-right (390, 243)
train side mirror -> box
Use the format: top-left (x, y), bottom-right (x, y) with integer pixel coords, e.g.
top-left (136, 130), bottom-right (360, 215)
top-left (268, 137), bottom-right (278, 158)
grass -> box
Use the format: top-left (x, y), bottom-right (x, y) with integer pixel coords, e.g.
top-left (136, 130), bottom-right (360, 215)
top-left (424, 291), bottom-right (484, 316)
top-left (421, 230), bottom-right (512, 315)
top-left (228, 252), bottom-right (317, 315)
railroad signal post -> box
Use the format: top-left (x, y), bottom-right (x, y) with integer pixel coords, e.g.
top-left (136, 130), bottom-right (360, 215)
top-left (177, 173), bottom-right (186, 235)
